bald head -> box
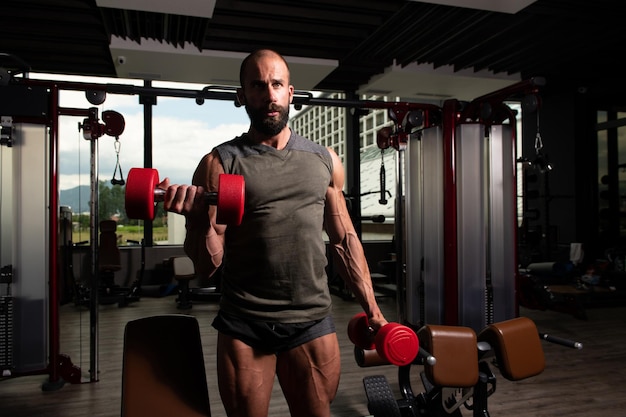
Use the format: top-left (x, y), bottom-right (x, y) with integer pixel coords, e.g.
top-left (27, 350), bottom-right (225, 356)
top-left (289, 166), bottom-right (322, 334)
top-left (239, 49), bottom-right (290, 87)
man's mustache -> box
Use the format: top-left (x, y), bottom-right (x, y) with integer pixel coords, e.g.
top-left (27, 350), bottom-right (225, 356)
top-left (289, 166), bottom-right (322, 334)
top-left (245, 103), bottom-right (285, 113)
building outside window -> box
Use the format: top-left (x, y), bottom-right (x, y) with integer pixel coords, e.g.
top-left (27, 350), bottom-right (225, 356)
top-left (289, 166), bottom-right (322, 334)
top-left (290, 93), bottom-right (397, 241)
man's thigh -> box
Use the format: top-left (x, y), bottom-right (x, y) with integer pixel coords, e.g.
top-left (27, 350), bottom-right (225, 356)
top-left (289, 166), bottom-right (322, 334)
top-left (216, 333), bottom-right (277, 417)
top-left (276, 333), bottom-right (341, 417)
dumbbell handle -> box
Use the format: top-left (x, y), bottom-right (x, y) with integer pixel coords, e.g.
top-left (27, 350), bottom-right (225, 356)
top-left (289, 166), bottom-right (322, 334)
top-left (354, 345), bottom-right (435, 367)
top-left (347, 313), bottom-right (419, 367)
top-left (153, 188), bottom-right (219, 205)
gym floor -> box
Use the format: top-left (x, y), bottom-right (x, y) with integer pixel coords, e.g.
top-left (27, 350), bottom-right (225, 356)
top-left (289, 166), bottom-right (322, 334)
top-left (0, 293), bottom-right (625, 417)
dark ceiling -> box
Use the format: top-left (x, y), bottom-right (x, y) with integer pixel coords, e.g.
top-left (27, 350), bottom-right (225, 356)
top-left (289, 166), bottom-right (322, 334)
top-left (0, 0), bottom-right (625, 95)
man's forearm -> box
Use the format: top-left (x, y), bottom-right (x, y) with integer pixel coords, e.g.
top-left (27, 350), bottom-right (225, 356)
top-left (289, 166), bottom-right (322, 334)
top-left (332, 231), bottom-right (383, 320)
top-left (184, 223), bottom-right (223, 277)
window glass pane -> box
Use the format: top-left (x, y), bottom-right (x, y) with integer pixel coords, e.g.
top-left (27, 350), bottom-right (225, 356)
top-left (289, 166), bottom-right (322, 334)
top-left (618, 112), bottom-right (626, 238)
top-left (359, 99), bottom-right (394, 242)
top-left (52, 76), bottom-right (143, 245)
top-left (151, 81), bottom-right (248, 245)
top-left (360, 144), bottom-right (395, 241)
top-left (595, 110), bottom-right (626, 243)
top-left (290, 93), bottom-right (395, 241)
top-left (597, 130), bottom-right (610, 234)
top-left (597, 112), bottom-right (609, 238)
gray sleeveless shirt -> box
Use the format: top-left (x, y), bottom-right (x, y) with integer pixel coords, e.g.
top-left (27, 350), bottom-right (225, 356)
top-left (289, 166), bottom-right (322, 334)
top-left (215, 130), bottom-right (334, 323)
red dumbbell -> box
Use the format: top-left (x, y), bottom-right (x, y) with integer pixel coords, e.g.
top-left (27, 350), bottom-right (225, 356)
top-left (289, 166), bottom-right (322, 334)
top-left (124, 167), bottom-right (245, 225)
top-left (347, 312), bottom-right (419, 366)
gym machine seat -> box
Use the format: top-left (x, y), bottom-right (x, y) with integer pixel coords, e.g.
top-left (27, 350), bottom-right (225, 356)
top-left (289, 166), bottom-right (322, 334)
top-left (121, 315), bottom-right (211, 417)
top-left (97, 220), bottom-right (140, 306)
top-left (98, 220), bottom-right (121, 278)
top-left (173, 256), bottom-right (195, 309)
top-left (171, 256), bottom-right (220, 308)
top-left (417, 325), bottom-right (479, 388)
top-left (98, 220), bottom-right (123, 304)
top-left (477, 316), bottom-right (545, 381)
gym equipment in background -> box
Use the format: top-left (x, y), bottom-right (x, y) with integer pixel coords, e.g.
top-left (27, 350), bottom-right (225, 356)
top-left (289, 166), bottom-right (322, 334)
top-left (97, 220), bottom-right (141, 307)
top-left (376, 78), bottom-right (545, 332)
top-left (354, 316), bottom-right (582, 417)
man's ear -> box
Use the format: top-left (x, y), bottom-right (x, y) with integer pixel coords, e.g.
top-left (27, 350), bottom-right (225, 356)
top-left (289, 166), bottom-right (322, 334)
top-left (236, 88), bottom-right (245, 106)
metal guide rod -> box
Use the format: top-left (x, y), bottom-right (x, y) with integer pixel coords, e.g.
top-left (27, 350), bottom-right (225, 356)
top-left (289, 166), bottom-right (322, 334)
top-left (48, 85), bottom-right (61, 386)
top-left (88, 136), bottom-right (99, 382)
top-left (394, 147), bottom-right (405, 323)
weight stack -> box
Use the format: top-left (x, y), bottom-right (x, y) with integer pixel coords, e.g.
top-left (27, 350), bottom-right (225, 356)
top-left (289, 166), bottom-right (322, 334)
top-left (0, 295), bottom-right (13, 374)
top-left (1, 265), bottom-right (13, 374)
top-left (404, 122), bottom-right (517, 332)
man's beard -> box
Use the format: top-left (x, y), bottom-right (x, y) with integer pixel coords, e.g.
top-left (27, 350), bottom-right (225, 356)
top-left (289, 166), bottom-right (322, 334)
top-left (245, 103), bottom-right (290, 136)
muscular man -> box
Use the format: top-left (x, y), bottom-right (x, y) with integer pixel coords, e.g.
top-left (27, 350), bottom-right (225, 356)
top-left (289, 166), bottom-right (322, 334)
top-left (160, 48), bottom-right (388, 417)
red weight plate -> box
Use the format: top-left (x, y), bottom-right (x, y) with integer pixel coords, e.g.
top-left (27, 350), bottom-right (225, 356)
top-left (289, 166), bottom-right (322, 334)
top-left (347, 312), bottom-right (375, 350)
top-left (375, 323), bottom-right (419, 367)
top-left (125, 168), bottom-right (159, 220)
top-left (216, 174), bottom-right (245, 225)
top-left (376, 126), bottom-right (393, 150)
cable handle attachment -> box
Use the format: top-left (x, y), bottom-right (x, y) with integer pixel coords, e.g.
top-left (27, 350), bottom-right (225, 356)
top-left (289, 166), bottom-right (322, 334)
top-left (379, 149), bottom-right (387, 205)
top-left (111, 136), bottom-right (125, 186)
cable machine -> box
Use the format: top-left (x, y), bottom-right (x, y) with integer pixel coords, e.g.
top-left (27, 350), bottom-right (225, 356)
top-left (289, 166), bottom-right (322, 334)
top-left (0, 60), bottom-right (126, 388)
top-left (378, 78), bottom-right (544, 332)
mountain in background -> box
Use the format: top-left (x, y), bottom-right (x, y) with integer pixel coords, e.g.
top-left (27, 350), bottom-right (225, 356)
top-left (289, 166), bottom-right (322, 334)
top-left (60, 185), bottom-right (90, 214)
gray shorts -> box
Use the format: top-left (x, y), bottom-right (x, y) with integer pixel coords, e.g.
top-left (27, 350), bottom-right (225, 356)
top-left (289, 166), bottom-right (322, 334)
top-left (212, 310), bottom-right (336, 354)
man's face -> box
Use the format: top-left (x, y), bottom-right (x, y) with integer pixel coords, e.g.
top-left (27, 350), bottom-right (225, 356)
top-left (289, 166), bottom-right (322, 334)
top-left (239, 54), bottom-right (294, 136)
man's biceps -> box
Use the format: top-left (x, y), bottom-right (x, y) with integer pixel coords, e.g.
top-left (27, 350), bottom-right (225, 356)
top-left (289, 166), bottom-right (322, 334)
top-left (325, 214), bottom-right (348, 236)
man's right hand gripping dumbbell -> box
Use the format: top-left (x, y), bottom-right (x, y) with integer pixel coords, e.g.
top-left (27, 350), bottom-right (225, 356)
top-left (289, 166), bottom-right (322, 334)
top-left (347, 312), bottom-right (419, 366)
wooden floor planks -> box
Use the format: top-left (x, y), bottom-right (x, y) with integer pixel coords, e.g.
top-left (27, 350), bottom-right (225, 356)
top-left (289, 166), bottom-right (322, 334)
top-left (1, 293), bottom-right (625, 417)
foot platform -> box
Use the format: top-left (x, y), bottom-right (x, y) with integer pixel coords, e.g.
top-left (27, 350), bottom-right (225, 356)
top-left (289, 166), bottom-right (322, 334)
top-left (363, 375), bottom-right (402, 417)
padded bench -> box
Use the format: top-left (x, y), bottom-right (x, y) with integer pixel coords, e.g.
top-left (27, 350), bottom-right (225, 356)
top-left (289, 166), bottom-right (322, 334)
top-left (417, 325), bottom-right (479, 388)
top-left (478, 316), bottom-right (545, 381)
